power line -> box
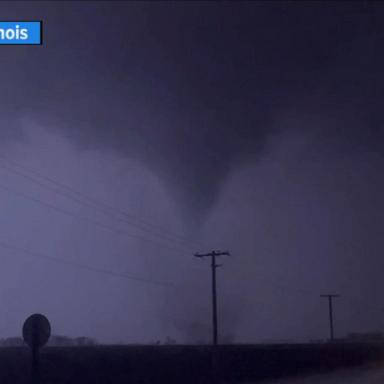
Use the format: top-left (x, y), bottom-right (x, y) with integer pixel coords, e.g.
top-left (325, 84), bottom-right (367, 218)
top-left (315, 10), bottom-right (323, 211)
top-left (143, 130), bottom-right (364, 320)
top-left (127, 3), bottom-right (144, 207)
top-left (0, 181), bottom-right (193, 257)
top-left (0, 239), bottom-right (175, 288)
top-left (0, 155), bottom-right (205, 249)
top-left (0, 146), bottom-right (207, 242)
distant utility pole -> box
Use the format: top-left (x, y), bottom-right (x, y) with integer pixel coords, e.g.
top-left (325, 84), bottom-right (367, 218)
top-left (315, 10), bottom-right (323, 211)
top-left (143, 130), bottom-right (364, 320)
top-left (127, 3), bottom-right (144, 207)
top-left (320, 294), bottom-right (340, 342)
top-left (194, 250), bottom-right (230, 346)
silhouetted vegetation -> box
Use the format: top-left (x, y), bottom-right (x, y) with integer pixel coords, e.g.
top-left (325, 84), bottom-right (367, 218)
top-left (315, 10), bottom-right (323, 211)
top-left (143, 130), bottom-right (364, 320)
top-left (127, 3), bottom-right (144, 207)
top-left (343, 332), bottom-right (384, 343)
top-left (0, 335), bottom-right (97, 348)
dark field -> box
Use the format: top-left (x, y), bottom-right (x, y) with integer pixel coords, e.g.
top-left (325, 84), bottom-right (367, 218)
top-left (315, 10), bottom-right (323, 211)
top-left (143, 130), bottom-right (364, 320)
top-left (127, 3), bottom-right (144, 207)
top-left (0, 343), bottom-right (383, 384)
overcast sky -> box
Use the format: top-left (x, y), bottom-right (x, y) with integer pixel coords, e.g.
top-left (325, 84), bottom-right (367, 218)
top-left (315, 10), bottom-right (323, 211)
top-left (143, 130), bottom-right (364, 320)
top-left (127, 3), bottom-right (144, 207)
top-left (0, 1), bottom-right (383, 344)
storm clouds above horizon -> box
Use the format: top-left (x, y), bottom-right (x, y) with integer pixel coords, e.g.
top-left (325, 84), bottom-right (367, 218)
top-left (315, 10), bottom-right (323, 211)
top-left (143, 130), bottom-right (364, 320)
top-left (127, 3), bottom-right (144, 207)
top-left (0, 1), bottom-right (383, 343)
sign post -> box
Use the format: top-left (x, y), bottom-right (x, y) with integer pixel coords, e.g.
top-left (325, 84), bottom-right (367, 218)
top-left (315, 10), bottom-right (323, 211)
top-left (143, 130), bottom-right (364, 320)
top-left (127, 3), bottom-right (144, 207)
top-left (22, 314), bottom-right (51, 384)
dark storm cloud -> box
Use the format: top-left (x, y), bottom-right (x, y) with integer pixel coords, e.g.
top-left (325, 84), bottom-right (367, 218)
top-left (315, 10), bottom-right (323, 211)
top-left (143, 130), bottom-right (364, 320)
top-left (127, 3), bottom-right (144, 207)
top-left (0, 0), bottom-right (384, 343)
top-left (2, 1), bottom-right (383, 221)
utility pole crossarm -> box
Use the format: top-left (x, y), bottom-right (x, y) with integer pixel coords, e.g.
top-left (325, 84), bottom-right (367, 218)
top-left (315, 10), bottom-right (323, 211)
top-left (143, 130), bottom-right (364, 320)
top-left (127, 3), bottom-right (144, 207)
top-left (194, 251), bottom-right (230, 258)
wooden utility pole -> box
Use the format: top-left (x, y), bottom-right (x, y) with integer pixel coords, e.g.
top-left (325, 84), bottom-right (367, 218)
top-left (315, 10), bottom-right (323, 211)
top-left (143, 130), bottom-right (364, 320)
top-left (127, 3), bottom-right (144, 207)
top-left (320, 294), bottom-right (340, 342)
top-left (194, 250), bottom-right (230, 345)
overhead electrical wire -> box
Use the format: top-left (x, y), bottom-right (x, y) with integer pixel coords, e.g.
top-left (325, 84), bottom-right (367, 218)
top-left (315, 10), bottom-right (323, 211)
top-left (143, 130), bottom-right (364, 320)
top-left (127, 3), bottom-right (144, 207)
top-left (0, 181), bottom-right (195, 257)
top-left (0, 239), bottom-right (176, 288)
top-left (0, 155), bottom-right (205, 249)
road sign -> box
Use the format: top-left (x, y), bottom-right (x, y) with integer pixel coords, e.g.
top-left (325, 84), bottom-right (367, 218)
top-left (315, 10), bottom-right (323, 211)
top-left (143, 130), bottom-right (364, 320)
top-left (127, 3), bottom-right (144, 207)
top-left (22, 313), bottom-right (51, 349)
